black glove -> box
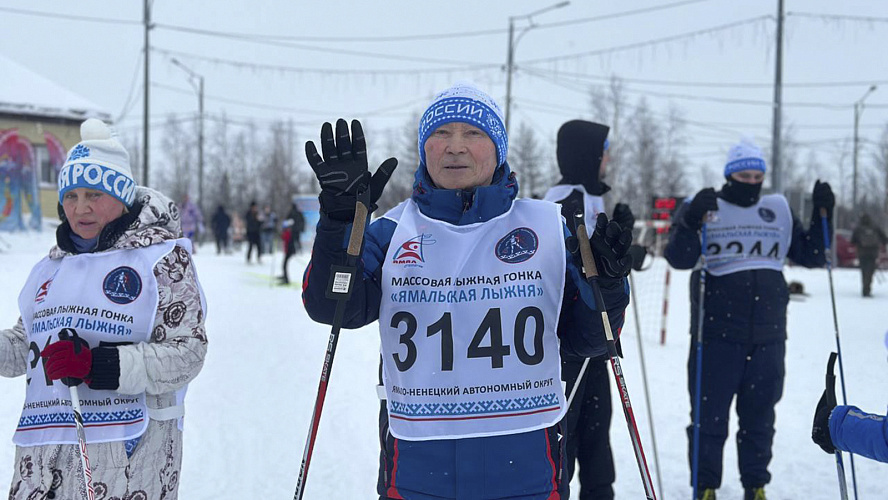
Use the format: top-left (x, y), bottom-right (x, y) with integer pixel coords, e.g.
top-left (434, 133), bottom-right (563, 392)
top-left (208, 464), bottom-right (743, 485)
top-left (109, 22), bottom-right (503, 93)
top-left (612, 203), bottom-right (636, 231)
top-left (812, 180), bottom-right (835, 216)
top-left (684, 188), bottom-right (718, 229)
top-left (589, 212), bottom-right (633, 279)
top-left (306, 119), bottom-right (398, 222)
top-left (627, 244), bottom-right (648, 271)
top-left (812, 390), bottom-right (836, 454)
top-left (812, 353), bottom-right (839, 454)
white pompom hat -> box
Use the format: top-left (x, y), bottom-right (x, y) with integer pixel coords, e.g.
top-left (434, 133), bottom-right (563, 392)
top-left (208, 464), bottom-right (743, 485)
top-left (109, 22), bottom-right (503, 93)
top-left (58, 118), bottom-right (137, 207)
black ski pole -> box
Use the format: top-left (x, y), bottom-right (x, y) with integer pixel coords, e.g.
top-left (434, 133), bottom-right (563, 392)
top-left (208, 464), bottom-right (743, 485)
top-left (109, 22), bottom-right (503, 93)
top-left (629, 272), bottom-right (665, 499)
top-left (820, 208), bottom-right (859, 500)
top-left (824, 352), bottom-right (850, 500)
top-left (575, 213), bottom-right (658, 500)
top-left (692, 223), bottom-right (708, 500)
top-left (294, 192), bottom-right (369, 500)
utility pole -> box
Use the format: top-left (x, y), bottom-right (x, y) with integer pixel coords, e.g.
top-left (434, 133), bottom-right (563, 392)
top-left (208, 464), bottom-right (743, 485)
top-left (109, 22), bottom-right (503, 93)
top-left (505, 20), bottom-right (516, 133)
top-left (853, 85), bottom-right (878, 211)
top-left (504, 1), bottom-right (569, 132)
top-left (171, 59), bottom-right (206, 215)
top-left (142, 0), bottom-right (152, 186)
top-left (770, 0), bottom-right (784, 194)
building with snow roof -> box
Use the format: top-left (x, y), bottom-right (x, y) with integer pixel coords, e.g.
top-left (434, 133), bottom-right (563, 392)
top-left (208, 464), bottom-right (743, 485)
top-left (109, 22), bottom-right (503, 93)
top-left (1, 52), bottom-right (112, 230)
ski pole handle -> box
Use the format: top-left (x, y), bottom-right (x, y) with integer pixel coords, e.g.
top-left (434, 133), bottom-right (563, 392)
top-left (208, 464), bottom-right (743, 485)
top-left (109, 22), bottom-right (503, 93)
top-left (820, 207), bottom-right (831, 253)
top-left (574, 219), bottom-right (599, 280)
top-left (347, 192), bottom-right (370, 258)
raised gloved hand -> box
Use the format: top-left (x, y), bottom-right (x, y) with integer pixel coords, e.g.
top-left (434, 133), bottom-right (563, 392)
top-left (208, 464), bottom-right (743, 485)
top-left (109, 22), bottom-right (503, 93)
top-left (684, 188), bottom-right (718, 229)
top-left (589, 212), bottom-right (633, 279)
top-left (812, 180), bottom-right (835, 216)
top-left (612, 203), bottom-right (636, 231)
top-left (41, 330), bottom-right (92, 386)
top-left (306, 119), bottom-right (398, 222)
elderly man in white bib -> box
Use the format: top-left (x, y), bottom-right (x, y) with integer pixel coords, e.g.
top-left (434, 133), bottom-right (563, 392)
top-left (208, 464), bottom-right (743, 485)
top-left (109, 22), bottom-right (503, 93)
top-left (302, 83), bottom-right (633, 500)
top-left (1, 119), bottom-right (207, 499)
top-left (665, 138), bottom-right (834, 500)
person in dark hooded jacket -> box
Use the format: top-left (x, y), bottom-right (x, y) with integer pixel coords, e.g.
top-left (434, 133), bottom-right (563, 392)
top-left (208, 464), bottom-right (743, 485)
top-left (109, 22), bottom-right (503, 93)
top-left (664, 138), bottom-right (833, 500)
top-left (302, 83), bottom-right (634, 500)
top-left (543, 120), bottom-right (636, 500)
top-left (850, 212), bottom-right (887, 297)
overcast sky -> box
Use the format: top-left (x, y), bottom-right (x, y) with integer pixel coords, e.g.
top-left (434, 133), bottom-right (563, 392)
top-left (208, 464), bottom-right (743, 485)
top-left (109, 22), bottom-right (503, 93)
top-left (3, 0), bottom-right (887, 196)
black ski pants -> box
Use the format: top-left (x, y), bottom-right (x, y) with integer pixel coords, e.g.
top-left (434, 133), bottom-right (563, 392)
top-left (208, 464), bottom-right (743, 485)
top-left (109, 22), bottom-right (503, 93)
top-left (562, 356), bottom-right (615, 500)
top-left (686, 338), bottom-right (785, 490)
top-left (860, 256), bottom-right (877, 296)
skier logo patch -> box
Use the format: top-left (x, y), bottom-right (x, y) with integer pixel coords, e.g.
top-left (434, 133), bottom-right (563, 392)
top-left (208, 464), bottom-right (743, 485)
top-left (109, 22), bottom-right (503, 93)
top-left (103, 267), bottom-right (142, 304)
top-left (392, 234), bottom-right (436, 267)
top-left (758, 207), bottom-right (776, 222)
top-left (495, 228), bottom-right (538, 264)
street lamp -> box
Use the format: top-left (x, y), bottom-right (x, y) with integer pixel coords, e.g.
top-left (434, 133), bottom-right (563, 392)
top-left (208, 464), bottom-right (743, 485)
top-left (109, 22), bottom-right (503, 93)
top-left (504, 1), bottom-right (570, 132)
top-left (170, 58), bottom-right (205, 217)
top-left (852, 84), bottom-right (877, 211)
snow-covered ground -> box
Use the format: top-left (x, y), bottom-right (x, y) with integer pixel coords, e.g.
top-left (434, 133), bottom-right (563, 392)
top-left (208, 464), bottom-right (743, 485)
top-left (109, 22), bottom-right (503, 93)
top-left (0, 226), bottom-right (886, 499)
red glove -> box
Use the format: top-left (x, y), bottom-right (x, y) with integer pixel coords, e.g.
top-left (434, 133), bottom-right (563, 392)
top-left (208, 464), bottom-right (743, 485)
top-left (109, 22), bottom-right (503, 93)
top-left (41, 336), bottom-right (92, 384)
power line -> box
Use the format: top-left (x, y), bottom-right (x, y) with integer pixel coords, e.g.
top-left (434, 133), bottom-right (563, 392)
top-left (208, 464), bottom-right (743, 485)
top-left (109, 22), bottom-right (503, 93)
top-left (518, 69), bottom-right (888, 90)
top-left (523, 68), bottom-right (881, 110)
top-left (115, 50), bottom-right (146, 123)
top-left (0, 6), bottom-right (141, 25)
top-left (151, 27), bottom-right (494, 67)
top-left (521, 15), bottom-right (773, 65)
top-left (151, 0), bottom-right (708, 44)
top-left (153, 47), bottom-right (498, 75)
top-left (152, 82), bottom-right (427, 117)
top-left (787, 12), bottom-right (888, 23)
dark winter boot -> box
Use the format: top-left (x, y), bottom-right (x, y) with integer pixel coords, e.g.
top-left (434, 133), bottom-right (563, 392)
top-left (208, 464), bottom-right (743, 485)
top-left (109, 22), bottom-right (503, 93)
top-left (744, 487), bottom-right (766, 500)
top-left (697, 488), bottom-right (716, 500)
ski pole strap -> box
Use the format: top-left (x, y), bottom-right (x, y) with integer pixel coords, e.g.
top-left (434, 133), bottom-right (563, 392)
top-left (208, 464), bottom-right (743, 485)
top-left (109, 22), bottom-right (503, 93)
top-left (327, 194), bottom-right (369, 300)
top-left (826, 352), bottom-right (838, 408)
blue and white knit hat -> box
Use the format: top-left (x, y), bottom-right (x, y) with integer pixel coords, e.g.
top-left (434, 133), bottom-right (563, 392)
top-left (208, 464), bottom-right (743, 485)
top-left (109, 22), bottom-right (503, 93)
top-left (418, 82), bottom-right (508, 166)
top-left (58, 119), bottom-right (136, 207)
top-left (724, 138), bottom-right (767, 176)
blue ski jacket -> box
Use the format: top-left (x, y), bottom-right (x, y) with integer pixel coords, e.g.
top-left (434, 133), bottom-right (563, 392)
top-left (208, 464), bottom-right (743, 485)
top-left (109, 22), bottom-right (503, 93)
top-left (302, 162), bottom-right (629, 500)
top-left (830, 405), bottom-right (888, 463)
top-left (664, 194), bottom-right (827, 344)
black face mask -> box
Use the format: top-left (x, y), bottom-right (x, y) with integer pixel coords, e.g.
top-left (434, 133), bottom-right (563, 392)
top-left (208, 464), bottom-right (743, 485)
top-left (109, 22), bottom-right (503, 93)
top-left (720, 178), bottom-right (762, 207)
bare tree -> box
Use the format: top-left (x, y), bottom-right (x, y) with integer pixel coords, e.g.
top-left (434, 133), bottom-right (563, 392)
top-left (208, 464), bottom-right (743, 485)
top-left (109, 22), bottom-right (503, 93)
top-left (871, 124), bottom-right (888, 222)
top-left (158, 115), bottom-right (194, 204)
top-left (376, 112), bottom-right (421, 214)
top-left (261, 120), bottom-right (299, 219)
top-left (510, 122), bottom-right (549, 198)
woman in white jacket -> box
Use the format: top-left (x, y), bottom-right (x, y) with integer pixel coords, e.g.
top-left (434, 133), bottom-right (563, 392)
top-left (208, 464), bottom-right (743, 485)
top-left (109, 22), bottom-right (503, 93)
top-left (1, 119), bottom-right (207, 500)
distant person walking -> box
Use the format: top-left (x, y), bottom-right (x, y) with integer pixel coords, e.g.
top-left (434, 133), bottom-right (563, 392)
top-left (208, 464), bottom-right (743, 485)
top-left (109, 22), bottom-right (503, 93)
top-left (260, 205), bottom-right (277, 255)
top-left (851, 213), bottom-right (887, 297)
top-left (245, 201), bottom-right (262, 264)
top-left (278, 199), bottom-right (305, 285)
top-left (179, 194), bottom-right (204, 252)
top-left (211, 204), bottom-right (231, 254)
